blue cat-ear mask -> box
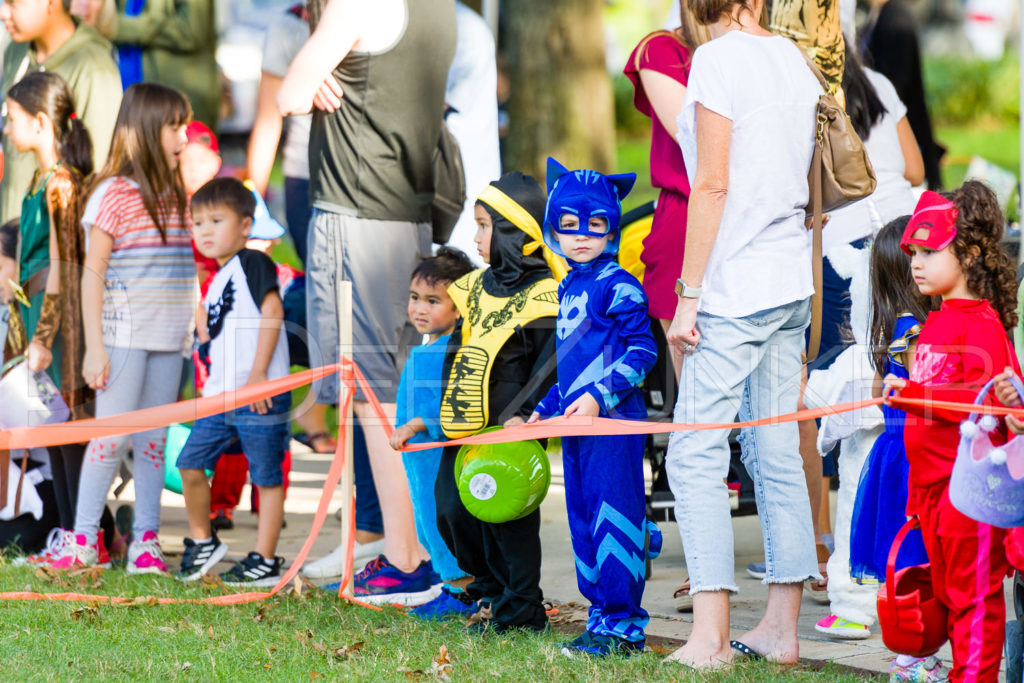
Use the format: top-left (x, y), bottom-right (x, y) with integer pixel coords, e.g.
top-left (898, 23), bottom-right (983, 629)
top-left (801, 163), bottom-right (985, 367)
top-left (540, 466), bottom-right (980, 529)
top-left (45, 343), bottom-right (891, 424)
top-left (542, 157), bottom-right (637, 256)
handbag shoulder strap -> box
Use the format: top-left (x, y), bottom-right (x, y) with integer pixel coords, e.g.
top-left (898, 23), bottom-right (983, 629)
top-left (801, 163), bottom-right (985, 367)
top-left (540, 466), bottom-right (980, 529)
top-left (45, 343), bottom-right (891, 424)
top-left (795, 46), bottom-right (829, 95)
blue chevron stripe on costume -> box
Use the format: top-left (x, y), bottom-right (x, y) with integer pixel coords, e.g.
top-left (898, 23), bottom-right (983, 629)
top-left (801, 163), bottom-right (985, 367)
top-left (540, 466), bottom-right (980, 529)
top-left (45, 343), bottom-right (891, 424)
top-left (595, 502), bottom-right (645, 550)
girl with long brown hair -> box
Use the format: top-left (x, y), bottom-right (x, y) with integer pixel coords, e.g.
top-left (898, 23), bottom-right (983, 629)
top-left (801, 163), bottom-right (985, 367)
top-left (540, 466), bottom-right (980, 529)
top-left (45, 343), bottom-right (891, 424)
top-left (51, 83), bottom-right (195, 575)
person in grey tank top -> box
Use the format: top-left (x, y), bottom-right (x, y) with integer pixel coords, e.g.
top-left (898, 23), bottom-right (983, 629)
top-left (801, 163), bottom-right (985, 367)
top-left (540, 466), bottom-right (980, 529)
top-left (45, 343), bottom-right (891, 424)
top-left (277, 0), bottom-right (456, 606)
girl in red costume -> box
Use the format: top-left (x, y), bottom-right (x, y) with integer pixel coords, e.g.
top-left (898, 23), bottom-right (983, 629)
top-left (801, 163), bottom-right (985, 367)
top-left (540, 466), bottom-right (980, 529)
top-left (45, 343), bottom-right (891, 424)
top-left (884, 181), bottom-right (1021, 683)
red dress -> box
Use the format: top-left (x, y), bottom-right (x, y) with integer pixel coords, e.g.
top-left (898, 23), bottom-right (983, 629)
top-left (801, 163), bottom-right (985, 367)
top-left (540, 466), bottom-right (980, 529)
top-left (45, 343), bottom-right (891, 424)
top-left (899, 299), bottom-right (1020, 682)
top-left (624, 31), bottom-right (692, 320)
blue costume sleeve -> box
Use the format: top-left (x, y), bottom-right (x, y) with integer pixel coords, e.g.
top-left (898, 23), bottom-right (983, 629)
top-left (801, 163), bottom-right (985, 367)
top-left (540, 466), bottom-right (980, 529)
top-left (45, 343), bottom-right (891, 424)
top-left (586, 279), bottom-right (658, 412)
top-left (534, 382), bottom-right (562, 418)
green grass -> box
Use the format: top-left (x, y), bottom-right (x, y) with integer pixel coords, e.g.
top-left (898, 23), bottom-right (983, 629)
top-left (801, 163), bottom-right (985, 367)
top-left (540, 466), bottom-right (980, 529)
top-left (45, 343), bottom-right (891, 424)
top-left (0, 566), bottom-right (876, 681)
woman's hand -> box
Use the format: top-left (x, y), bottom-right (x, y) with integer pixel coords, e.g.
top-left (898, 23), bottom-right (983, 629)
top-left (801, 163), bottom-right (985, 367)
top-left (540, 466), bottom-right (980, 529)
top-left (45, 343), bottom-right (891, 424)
top-left (881, 374), bottom-right (906, 406)
top-left (666, 297), bottom-right (700, 357)
top-left (503, 416), bottom-right (525, 428)
top-left (563, 392), bottom-right (600, 419)
top-left (26, 340), bottom-right (53, 373)
top-left (82, 345), bottom-right (110, 390)
top-left (526, 411), bottom-right (541, 424)
top-left (312, 75), bottom-right (345, 112)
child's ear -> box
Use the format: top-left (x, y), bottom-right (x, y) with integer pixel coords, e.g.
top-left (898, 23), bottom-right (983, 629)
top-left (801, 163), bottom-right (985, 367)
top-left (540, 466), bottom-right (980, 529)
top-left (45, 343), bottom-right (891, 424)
top-left (546, 157), bottom-right (570, 192)
top-left (606, 172), bottom-right (637, 201)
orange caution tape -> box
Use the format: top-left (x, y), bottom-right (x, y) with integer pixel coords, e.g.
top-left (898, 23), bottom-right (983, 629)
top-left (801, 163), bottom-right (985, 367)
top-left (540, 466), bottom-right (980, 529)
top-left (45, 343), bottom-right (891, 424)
top-left (0, 364), bottom-right (342, 451)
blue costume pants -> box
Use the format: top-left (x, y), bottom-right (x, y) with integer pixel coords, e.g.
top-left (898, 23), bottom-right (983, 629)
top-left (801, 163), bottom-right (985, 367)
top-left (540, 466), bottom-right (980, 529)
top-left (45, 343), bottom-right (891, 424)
top-left (563, 432), bottom-right (650, 642)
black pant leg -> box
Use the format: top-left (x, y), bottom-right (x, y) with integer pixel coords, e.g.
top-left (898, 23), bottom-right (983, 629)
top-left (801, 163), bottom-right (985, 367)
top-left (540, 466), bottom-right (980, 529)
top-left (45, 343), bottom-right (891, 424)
top-left (434, 446), bottom-right (501, 598)
top-left (484, 509), bottom-right (547, 630)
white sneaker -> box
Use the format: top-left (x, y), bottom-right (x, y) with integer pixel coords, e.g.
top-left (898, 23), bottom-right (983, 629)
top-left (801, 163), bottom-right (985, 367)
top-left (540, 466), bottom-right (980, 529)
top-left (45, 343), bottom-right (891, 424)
top-left (12, 528), bottom-right (71, 567)
top-left (126, 531), bottom-right (168, 575)
top-left (301, 538), bottom-right (385, 579)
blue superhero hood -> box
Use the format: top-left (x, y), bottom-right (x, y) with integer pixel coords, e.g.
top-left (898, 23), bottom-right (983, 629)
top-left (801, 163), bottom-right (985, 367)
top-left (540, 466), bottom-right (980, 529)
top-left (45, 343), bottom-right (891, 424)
top-left (542, 157), bottom-right (636, 257)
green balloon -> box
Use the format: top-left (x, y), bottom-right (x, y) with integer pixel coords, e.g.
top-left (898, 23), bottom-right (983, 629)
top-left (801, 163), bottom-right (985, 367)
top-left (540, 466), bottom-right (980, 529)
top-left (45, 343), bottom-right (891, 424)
top-left (455, 429), bottom-right (550, 523)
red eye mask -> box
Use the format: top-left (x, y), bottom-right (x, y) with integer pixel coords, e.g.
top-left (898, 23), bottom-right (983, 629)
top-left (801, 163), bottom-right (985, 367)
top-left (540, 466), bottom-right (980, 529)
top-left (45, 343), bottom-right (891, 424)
top-left (900, 190), bottom-right (958, 255)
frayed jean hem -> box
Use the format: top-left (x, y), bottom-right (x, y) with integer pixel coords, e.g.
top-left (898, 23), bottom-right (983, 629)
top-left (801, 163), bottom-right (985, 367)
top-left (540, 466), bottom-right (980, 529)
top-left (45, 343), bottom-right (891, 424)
top-left (689, 583), bottom-right (740, 596)
top-left (762, 573), bottom-right (822, 586)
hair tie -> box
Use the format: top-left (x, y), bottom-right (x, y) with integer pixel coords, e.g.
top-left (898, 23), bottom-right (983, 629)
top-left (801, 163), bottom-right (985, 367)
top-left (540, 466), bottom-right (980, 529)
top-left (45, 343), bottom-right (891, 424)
top-left (69, 112), bottom-right (77, 120)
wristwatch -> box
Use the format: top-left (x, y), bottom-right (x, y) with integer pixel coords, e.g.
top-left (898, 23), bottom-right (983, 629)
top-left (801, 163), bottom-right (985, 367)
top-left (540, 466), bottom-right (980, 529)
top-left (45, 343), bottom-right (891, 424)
top-left (675, 279), bottom-right (702, 299)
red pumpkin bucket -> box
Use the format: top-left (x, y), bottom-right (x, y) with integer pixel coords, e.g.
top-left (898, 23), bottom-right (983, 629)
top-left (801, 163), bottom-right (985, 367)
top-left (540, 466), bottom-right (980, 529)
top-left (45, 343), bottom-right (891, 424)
top-left (876, 518), bottom-right (949, 657)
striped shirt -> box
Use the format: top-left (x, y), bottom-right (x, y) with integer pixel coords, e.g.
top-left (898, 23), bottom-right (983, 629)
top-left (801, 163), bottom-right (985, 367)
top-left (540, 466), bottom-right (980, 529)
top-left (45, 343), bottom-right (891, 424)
top-left (83, 177), bottom-right (195, 351)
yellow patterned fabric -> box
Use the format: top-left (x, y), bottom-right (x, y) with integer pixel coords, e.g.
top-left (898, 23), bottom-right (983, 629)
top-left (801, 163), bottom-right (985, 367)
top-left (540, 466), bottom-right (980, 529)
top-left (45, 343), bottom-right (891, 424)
top-left (477, 185), bottom-right (569, 282)
top-left (769, 0), bottom-right (845, 94)
top-left (440, 268), bottom-right (559, 438)
top-left (887, 316), bottom-right (921, 371)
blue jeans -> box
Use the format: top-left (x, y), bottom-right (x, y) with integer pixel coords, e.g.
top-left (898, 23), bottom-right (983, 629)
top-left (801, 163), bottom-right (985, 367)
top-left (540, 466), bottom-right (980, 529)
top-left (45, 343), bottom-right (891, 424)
top-left (177, 394), bottom-right (291, 487)
top-left (402, 447), bottom-right (466, 581)
top-left (666, 298), bottom-right (820, 593)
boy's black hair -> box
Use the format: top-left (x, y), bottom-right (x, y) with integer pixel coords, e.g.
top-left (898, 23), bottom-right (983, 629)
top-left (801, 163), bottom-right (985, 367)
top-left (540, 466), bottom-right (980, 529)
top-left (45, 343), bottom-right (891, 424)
top-left (190, 177), bottom-right (257, 220)
top-left (411, 246), bottom-right (476, 288)
top-left (0, 219), bottom-right (18, 260)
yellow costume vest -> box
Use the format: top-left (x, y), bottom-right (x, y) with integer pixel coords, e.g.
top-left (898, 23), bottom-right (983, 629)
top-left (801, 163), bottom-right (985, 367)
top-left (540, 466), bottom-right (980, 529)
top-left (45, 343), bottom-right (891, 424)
top-left (440, 269), bottom-right (559, 439)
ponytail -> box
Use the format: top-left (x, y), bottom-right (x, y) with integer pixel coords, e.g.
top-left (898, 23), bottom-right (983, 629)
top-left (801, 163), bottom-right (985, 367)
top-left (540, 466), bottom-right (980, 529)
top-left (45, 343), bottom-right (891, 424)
top-left (7, 71), bottom-right (93, 181)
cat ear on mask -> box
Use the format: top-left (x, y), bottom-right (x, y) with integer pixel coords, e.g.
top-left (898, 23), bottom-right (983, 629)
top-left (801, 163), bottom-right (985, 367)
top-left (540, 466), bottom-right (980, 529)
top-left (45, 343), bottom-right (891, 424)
top-left (606, 172), bottom-right (637, 201)
top-left (546, 157), bottom-right (570, 192)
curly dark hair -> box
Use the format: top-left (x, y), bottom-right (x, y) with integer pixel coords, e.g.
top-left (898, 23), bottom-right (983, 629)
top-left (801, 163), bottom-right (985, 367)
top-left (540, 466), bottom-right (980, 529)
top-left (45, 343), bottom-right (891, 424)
top-left (946, 180), bottom-right (1018, 331)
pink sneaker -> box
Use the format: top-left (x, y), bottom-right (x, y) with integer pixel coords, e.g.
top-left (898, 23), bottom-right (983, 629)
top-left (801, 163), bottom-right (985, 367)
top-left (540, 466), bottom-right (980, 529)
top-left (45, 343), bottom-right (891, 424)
top-left (11, 528), bottom-right (72, 567)
top-left (127, 531), bottom-right (168, 575)
top-left (49, 533), bottom-right (100, 570)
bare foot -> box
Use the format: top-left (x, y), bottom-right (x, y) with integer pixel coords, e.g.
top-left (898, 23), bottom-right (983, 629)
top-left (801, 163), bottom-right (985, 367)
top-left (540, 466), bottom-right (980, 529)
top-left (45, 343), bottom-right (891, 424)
top-left (733, 627), bottom-right (799, 664)
top-left (665, 640), bottom-right (733, 670)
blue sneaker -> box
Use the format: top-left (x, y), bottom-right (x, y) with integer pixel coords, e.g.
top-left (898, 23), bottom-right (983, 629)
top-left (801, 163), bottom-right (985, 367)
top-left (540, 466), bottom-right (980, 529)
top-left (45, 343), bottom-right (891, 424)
top-left (410, 586), bottom-right (476, 620)
top-left (352, 555), bottom-right (441, 606)
top-left (426, 561), bottom-right (442, 587)
top-left (560, 631), bottom-right (643, 658)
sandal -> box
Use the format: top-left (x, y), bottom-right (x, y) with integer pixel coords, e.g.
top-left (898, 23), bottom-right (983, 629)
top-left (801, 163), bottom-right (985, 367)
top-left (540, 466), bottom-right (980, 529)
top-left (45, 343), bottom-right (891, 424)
top-left (805, 542), bottom-right (830, 604)
top-left (306, 432), bottom-right (337, 454)
top-left (673, 581), bottom-right (693, 612)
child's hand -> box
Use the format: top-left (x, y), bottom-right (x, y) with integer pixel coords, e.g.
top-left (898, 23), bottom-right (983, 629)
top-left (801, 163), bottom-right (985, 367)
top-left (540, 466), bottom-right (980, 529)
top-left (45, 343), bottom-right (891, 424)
top-left (244, 371), bottom-right (271, 414)
top-left (881, 374), bottom-right (906, 406)
top-left (504, 416), bottom-right (525, 428)
top-left (526, 412), bottom-right (541, 424)
top-left (389, 424), bottom-right (417, 450)
top-left (1009, 415), bottom-right (1024, 435)
top-left (26, 340), bottom-right (53, 373)
top-left (994, 367), bottom-right (1023, 407)
top-left (564, 392), bottom-right (601, 418)
top-left (82, 345), bottom-right (109, 390)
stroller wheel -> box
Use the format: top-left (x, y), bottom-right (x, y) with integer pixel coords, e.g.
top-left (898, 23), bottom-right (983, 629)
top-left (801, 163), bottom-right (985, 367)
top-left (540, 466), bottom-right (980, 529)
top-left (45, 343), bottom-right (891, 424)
top-left (1006, 620), bottom-right (1024, 683)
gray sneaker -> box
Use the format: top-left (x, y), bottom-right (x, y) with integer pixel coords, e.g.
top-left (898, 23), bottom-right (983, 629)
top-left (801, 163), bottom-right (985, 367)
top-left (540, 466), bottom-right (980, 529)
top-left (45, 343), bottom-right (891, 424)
top-left (746, 561), bottom-right (766, 579)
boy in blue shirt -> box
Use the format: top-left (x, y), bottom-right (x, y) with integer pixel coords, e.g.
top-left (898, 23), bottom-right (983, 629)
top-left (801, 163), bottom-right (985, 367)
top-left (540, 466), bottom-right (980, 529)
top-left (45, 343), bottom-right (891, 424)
top-left (386, 247), bottom-right (476, 611)
top-left (529, 158), bottom-right (660, 657)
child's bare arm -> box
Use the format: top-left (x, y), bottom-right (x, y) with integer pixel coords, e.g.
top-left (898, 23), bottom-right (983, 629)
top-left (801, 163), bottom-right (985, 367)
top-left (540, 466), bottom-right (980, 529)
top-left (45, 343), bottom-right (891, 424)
top-left (389, 417), bottom-right (427, 450)
top-left (245, 291), bottom-right (284, 414)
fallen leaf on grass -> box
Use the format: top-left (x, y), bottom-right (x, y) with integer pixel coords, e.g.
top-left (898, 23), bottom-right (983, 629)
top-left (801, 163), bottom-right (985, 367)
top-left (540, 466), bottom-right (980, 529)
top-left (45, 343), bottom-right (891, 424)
top-left (254, 606), bottom-right (269, 623)
top-left (69, 566), bottom-right (105, 587)
top-left (201, 572), bottom-right (227, 590)
top-left (309, 673), bottom-right (321, 680)
top-left (182, 662), bottom-right (192, 672)
top-left (121, 596), bottom-right (159, 608)
top-left (465, 604), bottom-right (492, 626)
top-left (289, 576), bottom-right (317, 598)
top-left (35, 566), bottom-right (68, 586)
top-left (69, 605), bottom-right (99, 621)
top-left (397, 667), bottom-right (425, 680)
top-left (294, 629), bottom-right (314, 643)
top-left (157, 626), bottom-right (176, 634)
top-left (648, 644), bottom-right (669, 656)
top-left (430, 645), bottom-right (452, 681)
top-left (207, 625), bottom-right (215, 638)
top-left (332, 641), bottom-right (364, 660)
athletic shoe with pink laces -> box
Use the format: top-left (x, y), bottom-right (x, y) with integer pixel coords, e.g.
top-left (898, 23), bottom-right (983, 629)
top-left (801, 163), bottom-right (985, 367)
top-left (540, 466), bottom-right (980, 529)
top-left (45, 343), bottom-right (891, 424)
top-left (127, 531), bottom-right (168, 575)
top-left (49, 533), bottom-right (101, 570)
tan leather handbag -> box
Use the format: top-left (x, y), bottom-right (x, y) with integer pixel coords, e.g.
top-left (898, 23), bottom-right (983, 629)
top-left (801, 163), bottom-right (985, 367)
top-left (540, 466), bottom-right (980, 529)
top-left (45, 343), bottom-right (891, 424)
top-left (801, 51), bottom-right (877, 361)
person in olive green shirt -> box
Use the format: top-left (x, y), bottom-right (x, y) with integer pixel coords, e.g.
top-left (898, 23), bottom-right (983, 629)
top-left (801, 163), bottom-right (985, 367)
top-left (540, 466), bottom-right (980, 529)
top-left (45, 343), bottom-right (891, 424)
top-left (0, 0), bottom-right (123, 224)
top-left (79, 0), bottom-right (219, 129)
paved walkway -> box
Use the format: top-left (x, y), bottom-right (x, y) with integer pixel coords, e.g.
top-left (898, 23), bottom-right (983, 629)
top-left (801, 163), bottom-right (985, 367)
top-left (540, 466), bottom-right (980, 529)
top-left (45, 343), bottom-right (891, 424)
top-left (132, 444), bottom-right (1014, 680)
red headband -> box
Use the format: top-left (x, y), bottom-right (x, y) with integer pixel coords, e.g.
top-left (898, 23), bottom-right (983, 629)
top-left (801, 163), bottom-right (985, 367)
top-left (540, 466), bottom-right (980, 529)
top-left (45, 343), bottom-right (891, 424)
top-left (900, 191), bottom-right (958, 255)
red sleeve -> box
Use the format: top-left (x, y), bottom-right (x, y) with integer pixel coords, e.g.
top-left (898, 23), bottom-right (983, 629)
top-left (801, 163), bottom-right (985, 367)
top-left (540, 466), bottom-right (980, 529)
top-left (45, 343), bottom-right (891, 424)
top-left (193, 241), bottom-right (219, 298)
top-left (900, 321), bottom-right (1018, 422)
top-left (623, 33), bottom-right (692, 117)
top-left (93, 181), bottom-right (126, 239)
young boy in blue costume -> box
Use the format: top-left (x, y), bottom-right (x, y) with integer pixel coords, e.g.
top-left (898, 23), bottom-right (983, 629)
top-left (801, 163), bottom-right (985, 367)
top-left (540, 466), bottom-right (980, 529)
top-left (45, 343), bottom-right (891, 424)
top-left (528, 158), bottom-right (660, 657)
top-left (388, 247), bottom-right (477, 615)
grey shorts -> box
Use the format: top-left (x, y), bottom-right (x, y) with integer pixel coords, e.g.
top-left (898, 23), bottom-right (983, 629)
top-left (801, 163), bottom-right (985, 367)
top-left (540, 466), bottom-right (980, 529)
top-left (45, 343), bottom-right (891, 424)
top-left (306, 208), bottom-right (432, 404)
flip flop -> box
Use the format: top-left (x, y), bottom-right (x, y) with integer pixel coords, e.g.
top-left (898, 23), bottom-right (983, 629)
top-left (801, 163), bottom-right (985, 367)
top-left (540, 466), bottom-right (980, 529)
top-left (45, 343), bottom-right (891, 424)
top-left (729, 640), bottom-right (764, 661)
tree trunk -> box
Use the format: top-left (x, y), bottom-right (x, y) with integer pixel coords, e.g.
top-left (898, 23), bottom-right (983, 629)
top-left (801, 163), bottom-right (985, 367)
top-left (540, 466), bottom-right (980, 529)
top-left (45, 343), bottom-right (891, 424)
top-left (503, 0), bottom-right (616, 180)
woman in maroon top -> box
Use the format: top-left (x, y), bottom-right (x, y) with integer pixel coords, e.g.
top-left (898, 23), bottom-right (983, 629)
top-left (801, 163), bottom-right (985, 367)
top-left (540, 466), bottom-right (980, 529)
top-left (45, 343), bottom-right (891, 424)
top-left (624, 8), bottom-right (707, 350)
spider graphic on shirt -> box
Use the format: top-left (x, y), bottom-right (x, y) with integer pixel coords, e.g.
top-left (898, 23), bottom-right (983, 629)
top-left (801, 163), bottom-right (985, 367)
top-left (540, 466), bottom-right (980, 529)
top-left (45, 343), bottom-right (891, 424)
top-left (207, 278), bottom-right (235, 341)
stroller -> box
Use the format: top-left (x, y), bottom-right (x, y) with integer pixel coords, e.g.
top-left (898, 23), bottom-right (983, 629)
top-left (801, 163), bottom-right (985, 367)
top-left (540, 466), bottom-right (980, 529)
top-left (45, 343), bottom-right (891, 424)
top-left (1006, 571), bottom-right (1024, 682)
top-left (616, 201), bottom-right (758, 523)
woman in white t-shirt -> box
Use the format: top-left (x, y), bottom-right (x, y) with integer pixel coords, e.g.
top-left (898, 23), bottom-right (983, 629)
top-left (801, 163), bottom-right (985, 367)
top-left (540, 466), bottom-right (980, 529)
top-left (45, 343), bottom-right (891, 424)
top-left (664, 0), bottom-right (822, 669)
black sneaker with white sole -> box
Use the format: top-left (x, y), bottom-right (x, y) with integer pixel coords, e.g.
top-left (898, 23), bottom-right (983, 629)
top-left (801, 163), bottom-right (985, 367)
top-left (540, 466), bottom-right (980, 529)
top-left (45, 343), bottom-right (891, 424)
top-left (220, 552), bottom-right (285, 587)
top-left (175, 535), bottom-right (228, 581)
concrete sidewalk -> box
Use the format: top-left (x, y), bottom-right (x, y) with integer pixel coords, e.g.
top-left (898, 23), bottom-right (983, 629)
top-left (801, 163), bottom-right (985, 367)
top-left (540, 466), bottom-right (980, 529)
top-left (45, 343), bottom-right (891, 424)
top-left (135, 444), bottom-right (1010, 680)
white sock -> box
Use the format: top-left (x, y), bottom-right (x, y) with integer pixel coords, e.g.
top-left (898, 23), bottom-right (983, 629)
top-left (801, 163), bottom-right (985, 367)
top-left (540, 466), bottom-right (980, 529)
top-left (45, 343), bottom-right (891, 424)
top-left (262, 555), bottom-right (276, 566)
top-left (894, 655), bottom-right (924, 666)
top-left (193, 537), bottom-right (212, 545)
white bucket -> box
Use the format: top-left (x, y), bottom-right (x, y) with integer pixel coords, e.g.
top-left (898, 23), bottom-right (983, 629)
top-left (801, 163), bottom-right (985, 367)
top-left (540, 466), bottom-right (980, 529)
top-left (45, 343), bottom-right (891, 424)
top-left (0, 357), bottom-right (69, 429)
